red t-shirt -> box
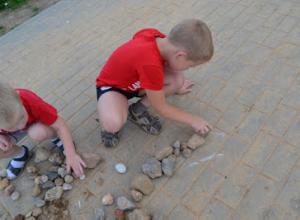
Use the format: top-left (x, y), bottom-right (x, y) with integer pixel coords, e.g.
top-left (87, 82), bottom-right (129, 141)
top-left (96, 28), bottom-right (166, 92)
top-left (0, 89), bottom-right (58, 134)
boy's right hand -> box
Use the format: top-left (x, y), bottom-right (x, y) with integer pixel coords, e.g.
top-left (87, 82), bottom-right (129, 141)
top-left (0, 135), bottom-right (13, 151)
top-left (191, 117), bottom-right (212, 136)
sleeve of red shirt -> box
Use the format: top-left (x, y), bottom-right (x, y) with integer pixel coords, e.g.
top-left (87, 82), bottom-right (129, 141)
top-left (138, 65), bottom-right (164, 90)
top-left (35, 101), bottom-right (58, 126)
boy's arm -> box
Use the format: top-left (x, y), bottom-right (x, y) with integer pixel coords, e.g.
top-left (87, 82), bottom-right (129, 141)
top-left (51, 116), bottom-right (86, 177)
top-left (145, 89), bottom-right (212, 134)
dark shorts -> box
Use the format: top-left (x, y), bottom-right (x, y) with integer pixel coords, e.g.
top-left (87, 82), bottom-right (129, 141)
top-left (96, 86), bottom-right (142, 100)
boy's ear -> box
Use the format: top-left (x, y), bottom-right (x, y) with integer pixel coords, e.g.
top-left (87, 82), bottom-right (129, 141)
top-left (175, 50), bottom-right (187, 59)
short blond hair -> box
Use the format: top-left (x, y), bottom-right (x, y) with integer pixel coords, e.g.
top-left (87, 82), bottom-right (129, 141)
top-left (168, 19), bottom-right (214, 62)
top-left (0, 82), bottom-right (23, 128)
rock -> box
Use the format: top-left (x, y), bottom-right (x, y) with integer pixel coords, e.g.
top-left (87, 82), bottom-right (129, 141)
top-left (32, 208), bottom-right (42, 217)
top-left (32, 184), bottom-right (41, 197)
top-left (182, 148), bottom-right (192, 158)
top-left (115, 163), bottom-right (127, 174)
top-left (0, 178), bottom-right (9, 190)
top-left (26, 166), bottom-right (38, 174)
top-left (116, 196), bottom-right (135, 211)
top-left (41, 181), bottom-right (55, 190)
top-left (181, 142), bottom-right (188, 151)
top-left (13, 214), bottom-right (25, 220)
top-left (79, 175), bottom-right (86, 180)
top-left (173, 148), bottom-right (180, 156)
top-left (80, 152), bottom-right (103, 169)
top-left (33, 198), bottom-right (46, 208)
top-left (131, 174), bottom-right (154, 195)
top-left (115, 209), bottom-right (125, 220)
top-left (62, 183), bottom-right (72, 191)
top-left (131, 190), bottom-right (143, 202)
top-left (155, 146), bottom-right (173, 161)
top-left (46, 171), bottom-right (59, 181)
top-left (54, 178), bottom-right (64, 186)
top-left (102, 193), bottom-right (114, 206)
top-left (0, 169), bottom-right (7, 178)
top-left (44, 186), bottom-right (63, 201)
top-left (95, 208), bottom-right (105, 220)
top-left (40, 175), bottom-right (49, 183)
top-left (48, 166), bottom-right (59, 173)
top-left (25, 211), bottom-right (32, 218)
top-left (26, 217), bottom-right (36, 220)
top-left (172, 140), bottom-right (181, 150)
top-left (48, 152), bottom-right (64, 165)
top-left (4, 184), bottom-right (15, 196)
top-left (187, 134), bottom-right (205, 150)
top-left (162, 155), bottom-right (176, 177)
top-left (57, 167), bottom-right (68, 178)
top-left (127, 209), bottom-right (151, 220)
top-left (142, 157), bottom-right (162, 179)
top-left (34, 147), bottom-right (50, 163)
top-left (64, 175), bottom-right (74, 184)
top-left (11, 191), bottom-right (20, 201)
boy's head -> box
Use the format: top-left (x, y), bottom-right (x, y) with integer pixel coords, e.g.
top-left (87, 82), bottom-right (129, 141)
top-left (0, 82), bottom-right (27, 131)
top-left (166, 19), bottom-right (214, 71)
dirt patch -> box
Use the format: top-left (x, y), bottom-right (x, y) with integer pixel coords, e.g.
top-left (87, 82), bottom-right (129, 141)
top-left (0, 0), bottom-right (61, 36)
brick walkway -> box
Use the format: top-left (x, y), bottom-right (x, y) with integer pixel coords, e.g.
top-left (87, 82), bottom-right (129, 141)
top-left (0, 0), bottom-right (300, 219)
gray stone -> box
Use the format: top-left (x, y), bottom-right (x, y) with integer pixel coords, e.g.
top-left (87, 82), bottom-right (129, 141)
top-left (0, 169), bottom-right (6, 178)
top-left (54, 178), bottom-right (64, 186)
top-left (131, 174), bottom-right (154, 195)
top-left (34, 147), bottom-right (50, 163)
top-left (46, 171), bottom-right (59, 181)
top-left (182, 148), bottom-right (192, 158)
top-left (32, 207), bottom-right (42, 217)
top-left (171, 140), bottom-right (181, 150)
top-left (11, 191), bottom-right (20, 201)
top-left (155, 146), bottom-right (173, 161)
top-left (95, 208), bottom-right (105, 220)
top-left (41, 181), bottom-right (55, 190)
top-left (162, 155), bottom-right (176, 177)
top-left (48, 152), bottom-right (64, 165)
top-left (116, 196), bottom-right (135, 211)
top-left (64, 175), bottom-right (74, 184)
top-left (187, 134), bottom-right (205, 150)
top-left (33, 198), bottom-right (46, 208)
top-left (26, 166), bottom-right (39, 174)
top-left (62, 183), bottom-right (72, 191)
top-left (131, 189), bottom-right (143, 202)
top-left (80, 152), bottom-right (103, 169)
top-left (40, 175), bottom-right (48, 183)
top-left (44, 186), bottom-right (63, 201)
top-left (57, 167), bottom-right (68, 178)
top-left (127, 209), bottom-right (151, 220)
top-left (142, 157), bottom-right (162, 179)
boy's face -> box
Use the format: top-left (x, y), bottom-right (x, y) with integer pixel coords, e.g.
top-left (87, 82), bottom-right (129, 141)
top-left (4, 107), bottom-right (28, 132)
top-left (167, 51), bottom-right (204, 71)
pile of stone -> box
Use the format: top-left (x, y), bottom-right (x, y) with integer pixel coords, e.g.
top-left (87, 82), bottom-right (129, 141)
top-left (0, 177), bottom-right (20, 201)
top-left (96, 133), bottom-right (206, 219)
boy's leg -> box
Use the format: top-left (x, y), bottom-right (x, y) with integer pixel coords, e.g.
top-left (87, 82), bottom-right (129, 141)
top-left (97, 91), bottom-right (128, 147)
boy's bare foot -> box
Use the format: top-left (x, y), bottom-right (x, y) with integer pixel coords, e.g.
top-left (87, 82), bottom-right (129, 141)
top-left (128, 102), bottom-right (162, 135)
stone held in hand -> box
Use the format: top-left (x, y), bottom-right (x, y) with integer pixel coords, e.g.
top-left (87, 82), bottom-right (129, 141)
top-left (131, 174), bottom-right (154, 195)
top-left (80, 152), bottom-right (103, 169)
top-left (11, 191), bottom-right (20, 201)
top-left (187, 134), bottom-right (205, 150)
top-left (34, 147), bottom-right (50, 163)
top-left (127, 209), bottom-right (151, 220)
top-left (32, 184), bottom-right (41, 197)
top-left (155, 146), bottom-right (173, 161)
top-left (162, 155), bottom-right (176, 177)
top-left (102, 193), bottom-right (114, 206)
top-left (130, 189), bottom-right (143, 202)
top-left (116, 196), bottom-right (135, 211)
top-left (142, 157), bottom-right (162, 179)
top-left (0, 178), bottom-right (9, 190)
top-left (44, 186), bottom-right (63, 201)
top-left (4, 184), bottom-right (15, 196)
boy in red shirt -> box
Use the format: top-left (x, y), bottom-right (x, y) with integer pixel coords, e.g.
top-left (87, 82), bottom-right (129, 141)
top-left (0, 82), bottom-right (86, 179)
top-left (96, 19), bottom-right (214, 147)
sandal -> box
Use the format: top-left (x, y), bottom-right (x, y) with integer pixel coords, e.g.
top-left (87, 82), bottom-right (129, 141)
top-left (101, 131), bottom-right (119, 148)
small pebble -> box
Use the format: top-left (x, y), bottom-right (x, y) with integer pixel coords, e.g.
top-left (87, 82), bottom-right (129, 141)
top-left (0, 169), bottom-right (7, 178)
top-left (115, 163), bottom-right (127, 174)
top-left (11, 191), bottom-right (20, 201)
top-left (33, 198), bottom-right (46, 208)
top-left (64, 175), bottom-right (74, 184)
top-left (4, 184), bottom-right (15, 196)
top-left (40, 175), bottom-right (48, 183)
top-left (54, 178), bottom-right (64, 186)
top-left (62, 183), bottom-right (72, 191)
top-left (80, 175), bottom-right (86, 180)
top-left (102, 193), bottom-right (114, 206)
top-left (131, 190), bottom-right (143, 202)
top-left (32, 207), bottom-right (42, 217)
top-left (182, 148), bottom-right (192, 158)
top-left (26, 166), bottom-right (38, 174)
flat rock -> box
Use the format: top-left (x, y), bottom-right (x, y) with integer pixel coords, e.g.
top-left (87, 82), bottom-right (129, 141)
top-left (32, 184), bottom-right (41, 197)
top-left (80, 152), bottom-right (103, 169)
top-left (131, 190), bottom-right (143, 202)
top-left (62, 183), bottom-right (72, 191)
top-left (44, 186), bottom-right (63, 201)
top-left (46, 171), bottom-right (59, 181)
top-left (162, 155), bottom-right (176, 177)
top-left (116, 196), bottom-right (135, 211)
top-left (155, 146), bottom-right (173, 161)
top-left (142, 157), bottom-right (162, 179)
top-left (35, 147), bottom-right (50, 163)
top-left (187, 134), bottom-right (205, 150)
top-left (127, 209), bottom-right (151, 220)
top-left (182, 148), bottom-right (192, 158)
top-left (33, 198), bottom-right (46, 208)
top-left (41, 181), bottom-right (55, 190)
top-left (131, 174), bottom-right (154, 195)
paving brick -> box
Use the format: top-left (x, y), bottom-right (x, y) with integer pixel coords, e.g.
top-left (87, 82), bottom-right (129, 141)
top-left (284, 116), bottom-right (300, 147)
top-left (277, 16), bottom-right (299, 33)
top-left (243, 132), bottom-right (278, 169)
top-left (168, 205), bottom-right (195, 220)
top-left (254, 89), bottom-right (282, 113)
top-left (282, 84), bottom-right (300, 110)
top-left (199, 198), bottom-right (232, 220)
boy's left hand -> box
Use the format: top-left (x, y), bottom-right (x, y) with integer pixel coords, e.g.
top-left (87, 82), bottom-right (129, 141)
top-left (66, 153), bottom-right (86, 178)
top-left (176, 79), bottom-right (194, 95)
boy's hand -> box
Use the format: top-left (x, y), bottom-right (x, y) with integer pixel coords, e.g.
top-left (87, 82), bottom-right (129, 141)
top-left (176, 79), bottom-right (194, 95)
top-left (191, 117), bottom-right (212, 136)
top-left (0, 135), bottom-right (13, 151)
top-left (65, 152), bottom-right (86, 178)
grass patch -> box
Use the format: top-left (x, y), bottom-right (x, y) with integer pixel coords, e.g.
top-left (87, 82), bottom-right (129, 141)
top-left (0, 0), bottom-right (28, 11)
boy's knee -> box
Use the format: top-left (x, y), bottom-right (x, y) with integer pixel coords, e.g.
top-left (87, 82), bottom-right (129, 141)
top-left (28, 128), bottom-right (48, 141)
top-left (102, 114), bottom-right (126, 133)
